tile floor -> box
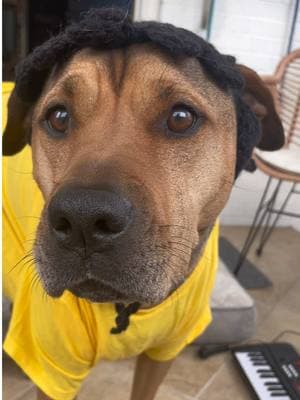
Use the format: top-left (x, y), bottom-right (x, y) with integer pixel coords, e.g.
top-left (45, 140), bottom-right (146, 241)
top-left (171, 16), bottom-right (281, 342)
top-left (3, 226), bottom-right (300, 400)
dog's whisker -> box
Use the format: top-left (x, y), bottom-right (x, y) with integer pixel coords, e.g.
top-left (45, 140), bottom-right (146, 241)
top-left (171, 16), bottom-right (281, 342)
top-left (157, 227), bottom-right (196, 244)
top-left (154, 248), bottom-right (184, 269)
top-left (22, 230), bottom-right (39, 239)
top-left (155, 245), bottom-right (190, 265)
top-left (7, 167), bottom-right (33, 175)
top-left (167, 236), bottom-right (197, 248)
top-left (23, 257), bottom-right (37, 268)
top-left (29, 268), bottom-right (40, 290)
top-left (16, 215), bottom-right (41, 220)
top-left (153, 258), bottom-right (182, 309)
top-left (28, 264), bottom-right (51, 304)
top-left (167, 234), bottom-right (195, 243)
top-left (166, 241), bottom-right (194, 250)
top-left (6, 251), bottom-right (35, 274)
top-left (23, 239), bottom-right (36, 245)
top-left (156, 226), bottom-right (194, 240)
top-left (42, 287), bottom-right (50, 304)
top-left (158, 243), bottom-right (192, 257)
top-left (157, 224), bottom-right (191, 230)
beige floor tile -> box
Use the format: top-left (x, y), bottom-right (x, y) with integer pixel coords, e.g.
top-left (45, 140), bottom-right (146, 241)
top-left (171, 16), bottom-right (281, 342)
top-left (196, 358), bottom-right (252, 400)
top-left (154, 383), bottom-right (195, 400)
top-left (255, 278), bottom-right (300, 349)
top-left (78, 358), bottom-right (134, 399)
top-left (162, 346), bottom-right (226, 397)
top-left (14, 387), bottom-right (37, 400)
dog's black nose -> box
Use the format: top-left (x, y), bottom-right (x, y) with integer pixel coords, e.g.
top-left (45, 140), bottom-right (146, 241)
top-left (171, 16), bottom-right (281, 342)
top-left (48, 186), bottom-right (133, 251)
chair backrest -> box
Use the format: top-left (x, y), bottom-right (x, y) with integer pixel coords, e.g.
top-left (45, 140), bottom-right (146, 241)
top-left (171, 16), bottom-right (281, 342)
top-left (275, 49), bottom-right (300, 149)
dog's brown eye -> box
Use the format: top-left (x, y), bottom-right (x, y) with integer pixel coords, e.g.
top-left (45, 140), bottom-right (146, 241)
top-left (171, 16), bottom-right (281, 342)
top-left (167, 106), bottom-right (195, 133)
top-left (46, 107), bottom-right (69, 135)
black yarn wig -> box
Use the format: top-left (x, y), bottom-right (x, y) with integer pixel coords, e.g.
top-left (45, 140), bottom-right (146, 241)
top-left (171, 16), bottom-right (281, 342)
top-left (13, 8), bottom-right (261, 177)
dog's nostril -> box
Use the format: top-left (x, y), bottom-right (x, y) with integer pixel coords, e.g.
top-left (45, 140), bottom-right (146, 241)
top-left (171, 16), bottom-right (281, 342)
top-left (53, 217), bottom-right (72, 239)
top-left (48, 187), bottom-right (133, 247)
top-left (94, 217), bottom-right (124, 236)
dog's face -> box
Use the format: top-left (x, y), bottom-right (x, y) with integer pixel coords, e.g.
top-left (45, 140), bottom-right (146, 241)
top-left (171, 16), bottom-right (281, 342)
top-left (25, 44), bottom-right (236, 306)
top-left (4, 31), bottom-right (284, 307)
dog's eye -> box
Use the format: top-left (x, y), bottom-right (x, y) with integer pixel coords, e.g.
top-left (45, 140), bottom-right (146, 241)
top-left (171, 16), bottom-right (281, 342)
top-left (46, 107), bottom-right (69, 135)
top-left (167, 106), bottom-right (196, 134)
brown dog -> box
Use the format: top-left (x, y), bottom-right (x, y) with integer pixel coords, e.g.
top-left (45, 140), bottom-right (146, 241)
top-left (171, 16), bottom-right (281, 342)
top-left (3, 11), bottom-right (284, 400)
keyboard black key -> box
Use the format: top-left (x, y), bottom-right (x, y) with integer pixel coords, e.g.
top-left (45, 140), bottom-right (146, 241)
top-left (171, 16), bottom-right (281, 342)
top-left (265, 381), bottom-right (281, 386)
top-left (257, 369), bottom-right (272, 373)
top-left (253, 362), bottom-right (268, 366)
top-left (250, 356), bottom-right (265, 359)
top-left (260, 373), bottom-right (276, 378)
top-left (267, 386), bottom-right (285, 391)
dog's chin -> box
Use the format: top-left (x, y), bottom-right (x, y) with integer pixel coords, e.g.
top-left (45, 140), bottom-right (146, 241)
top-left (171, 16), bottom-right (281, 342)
top-left (68, 279), bottom-right (131, 303)
top-left (43, 277), bottom-right (170, 307)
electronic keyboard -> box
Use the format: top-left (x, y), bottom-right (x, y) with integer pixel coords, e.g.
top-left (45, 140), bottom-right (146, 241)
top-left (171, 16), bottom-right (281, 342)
top-left (232, 342), bottom-right (300, 399)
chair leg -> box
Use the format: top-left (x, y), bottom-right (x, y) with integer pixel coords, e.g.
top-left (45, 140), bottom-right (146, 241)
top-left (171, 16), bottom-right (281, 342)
top-left (255, 179), bottom-right (283, 255)
top-left (256, 182), bottom-right (296, 256)
top-left (234, 177), bottom-right (273, 275)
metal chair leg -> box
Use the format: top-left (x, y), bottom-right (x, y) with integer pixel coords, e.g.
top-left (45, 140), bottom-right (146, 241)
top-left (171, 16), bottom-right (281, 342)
top-left (255, 180), bottom-right (283, 255)
top-left (256, 182), bottom-right (296, 255)
top-left (234, 177), bottom-right (273, 275)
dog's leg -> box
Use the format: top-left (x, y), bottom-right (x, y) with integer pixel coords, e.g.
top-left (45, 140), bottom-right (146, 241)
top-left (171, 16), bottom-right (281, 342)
top-left (130, 353), bottom-right (174, 400)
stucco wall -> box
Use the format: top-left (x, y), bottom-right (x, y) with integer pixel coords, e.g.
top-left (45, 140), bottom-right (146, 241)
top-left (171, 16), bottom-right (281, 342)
top-left (134, 0), bottom-right (300, 230)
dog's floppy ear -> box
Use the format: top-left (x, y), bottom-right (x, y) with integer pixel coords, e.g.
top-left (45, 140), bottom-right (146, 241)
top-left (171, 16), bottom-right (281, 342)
top-left (237, 64), bottom-right (285, 151)
top-left (2, 88), bottom-right (32, 156)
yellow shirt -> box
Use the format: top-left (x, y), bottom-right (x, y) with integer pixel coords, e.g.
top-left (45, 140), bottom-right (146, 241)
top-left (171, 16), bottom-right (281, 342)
top-left (3, 82), bottom-right (219, 400)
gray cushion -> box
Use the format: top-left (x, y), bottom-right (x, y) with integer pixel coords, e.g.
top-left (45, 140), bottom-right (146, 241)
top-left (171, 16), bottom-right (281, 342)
top-left (195, 259), bottom-right (256, 344)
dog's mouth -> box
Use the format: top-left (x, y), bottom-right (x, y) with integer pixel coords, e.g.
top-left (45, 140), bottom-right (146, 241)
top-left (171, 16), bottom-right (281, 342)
top-left (34, 214), bottom-right (206, 306)
top-left (68, 278), bottom-right (129, 303)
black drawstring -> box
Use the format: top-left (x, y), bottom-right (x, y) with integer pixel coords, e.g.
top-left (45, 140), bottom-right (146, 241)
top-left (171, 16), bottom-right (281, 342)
top-left (110, 302), bottom-right (141, 334)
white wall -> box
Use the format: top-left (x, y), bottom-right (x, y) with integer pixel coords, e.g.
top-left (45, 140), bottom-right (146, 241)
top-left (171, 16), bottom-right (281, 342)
top-left (292, 4), bottom-right (300, 49)
top-left (209, 0), bottom-right (296, 74)
top-left (134, 1), bottom-right (300, 230)
top-left (134, 0), bottom-right (205, 32)
top-left (209, 0), bottom-right (300, 230)
top-left (221, 170), bottom-right (300, 230)
top-left (134, 0), bottom-right (161, 21)
top-left (159, 0), bottom-right (204, 33)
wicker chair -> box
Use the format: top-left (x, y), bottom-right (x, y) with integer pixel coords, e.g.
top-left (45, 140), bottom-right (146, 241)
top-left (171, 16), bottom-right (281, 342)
top-left (235, 49), bottom-right (300, 274)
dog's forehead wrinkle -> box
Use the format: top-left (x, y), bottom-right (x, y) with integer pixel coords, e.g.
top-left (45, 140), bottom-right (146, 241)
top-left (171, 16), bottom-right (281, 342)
top-left (106, 47), bottom-right (130, 95)
top-left (85, 45), bottom-right (219, 95)
top-left (37, 44), bottom-right (233, 125)
top-left (126, 52), bottom-right (230, 113)
top-left (60, 74), bottom-right (83, 97)
top-left (179, 62), bottom-right (233, 107)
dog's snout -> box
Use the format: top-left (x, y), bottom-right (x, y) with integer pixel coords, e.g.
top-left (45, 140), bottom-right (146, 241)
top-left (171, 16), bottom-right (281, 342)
top-left (48, 186), bottom-right (133, 250)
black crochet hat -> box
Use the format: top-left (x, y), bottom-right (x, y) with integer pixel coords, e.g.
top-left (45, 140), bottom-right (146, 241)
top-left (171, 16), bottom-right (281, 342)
top-left (14, 8), bottom-right (260, 176)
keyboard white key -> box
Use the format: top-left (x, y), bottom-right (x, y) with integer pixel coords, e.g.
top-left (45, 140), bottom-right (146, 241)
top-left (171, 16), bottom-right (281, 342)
top-left (235, 352), bottom-right (291, 400)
